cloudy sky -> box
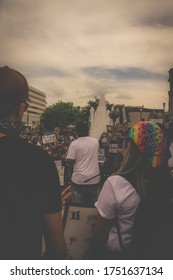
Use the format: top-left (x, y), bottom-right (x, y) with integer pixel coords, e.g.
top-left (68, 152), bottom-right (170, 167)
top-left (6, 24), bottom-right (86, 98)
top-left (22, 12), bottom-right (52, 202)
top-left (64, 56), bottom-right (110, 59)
top-left (0, 0), bottom-right (173, 109)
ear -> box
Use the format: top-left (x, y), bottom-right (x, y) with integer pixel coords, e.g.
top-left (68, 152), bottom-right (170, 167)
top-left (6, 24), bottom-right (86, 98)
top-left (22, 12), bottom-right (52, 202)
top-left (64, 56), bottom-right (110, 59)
top-left (20, 102), bottom-right (26, 114)
top-left (15, 102), bottom-right (26, 120)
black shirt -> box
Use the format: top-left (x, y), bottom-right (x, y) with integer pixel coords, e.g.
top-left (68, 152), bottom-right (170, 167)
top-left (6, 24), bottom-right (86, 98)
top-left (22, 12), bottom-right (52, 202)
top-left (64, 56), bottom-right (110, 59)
top-left (0, 135), bottom-right (61, 259)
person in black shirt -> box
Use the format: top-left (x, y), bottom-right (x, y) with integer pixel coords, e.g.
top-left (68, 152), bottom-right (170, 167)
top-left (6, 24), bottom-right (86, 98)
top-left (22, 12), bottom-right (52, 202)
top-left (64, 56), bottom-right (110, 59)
top-left (0, 66), bottom-right (66, 259)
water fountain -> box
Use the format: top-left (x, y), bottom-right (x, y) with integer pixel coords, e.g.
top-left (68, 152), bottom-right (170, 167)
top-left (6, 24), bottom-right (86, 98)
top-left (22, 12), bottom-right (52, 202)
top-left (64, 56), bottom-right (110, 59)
top-left (89, 94), bottom-right (111, 139)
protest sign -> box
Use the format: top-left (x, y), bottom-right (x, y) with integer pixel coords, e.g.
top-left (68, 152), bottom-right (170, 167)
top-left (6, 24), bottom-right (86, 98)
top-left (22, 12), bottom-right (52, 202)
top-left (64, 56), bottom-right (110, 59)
top-left (63, 203), bottom-right (100, 260)
top-left (108, 142), bottom-right (118, 154)
top-left (42, 134), bottom-right (56, 144)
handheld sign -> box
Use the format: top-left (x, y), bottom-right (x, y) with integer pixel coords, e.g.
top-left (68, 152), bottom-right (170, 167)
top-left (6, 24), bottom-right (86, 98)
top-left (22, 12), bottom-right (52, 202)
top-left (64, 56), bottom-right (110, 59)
top-left (63, 203), bottom-right (100, 260)
top-left (42, 134), bottom-right (56, 144)
top-left (108, 142), bottom-right (118, 154)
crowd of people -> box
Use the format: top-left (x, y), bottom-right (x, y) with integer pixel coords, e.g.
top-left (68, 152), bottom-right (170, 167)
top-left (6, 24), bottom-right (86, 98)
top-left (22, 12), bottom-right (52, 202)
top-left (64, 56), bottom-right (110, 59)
top-left (20, 126), bottom-right (75, 160)
top-left (0, 65), bottom-right (173, 260)
top-left (19, 122), bottom-right (128, 188)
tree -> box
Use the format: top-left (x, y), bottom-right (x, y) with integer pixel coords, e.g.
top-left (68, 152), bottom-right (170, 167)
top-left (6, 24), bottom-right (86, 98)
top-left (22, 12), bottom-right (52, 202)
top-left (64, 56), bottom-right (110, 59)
top-left (40, 99), bottom-right (125, 132)
top-left (81, 97), bottom-right (114, 118)
top-left (113, 104), bottom-right (125, 124)
top-left (87, 97), bottom-right (99, 110)
top-left (86, 97), bottom-right (114, 111)
top-left (40, 101), bottom-right (82, 131)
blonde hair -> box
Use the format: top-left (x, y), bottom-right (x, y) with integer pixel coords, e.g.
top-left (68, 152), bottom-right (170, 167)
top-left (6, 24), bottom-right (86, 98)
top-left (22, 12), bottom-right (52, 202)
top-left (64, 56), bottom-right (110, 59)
top-left (115, 140), bottom-right (156, 197)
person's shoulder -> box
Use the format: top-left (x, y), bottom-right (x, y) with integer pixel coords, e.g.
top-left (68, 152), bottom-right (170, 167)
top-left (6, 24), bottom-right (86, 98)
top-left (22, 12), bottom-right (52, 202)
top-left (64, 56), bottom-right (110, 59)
top-left (87, 136), bottom-right (99, 143)
top-left (107, 174), bottom-right (135, 189)
top-left (18, 138), bottom-right (53, 161)
top-left (18, 138), bottom-right (40, 151)
top-left (108, 174), bottom-right (126, 181)
top-left (68, 138), bottom-right (78, 146)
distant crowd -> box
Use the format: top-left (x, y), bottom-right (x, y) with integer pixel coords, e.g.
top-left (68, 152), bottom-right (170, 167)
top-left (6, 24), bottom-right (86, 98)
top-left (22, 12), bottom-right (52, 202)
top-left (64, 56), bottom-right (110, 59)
top-left (20, 125), bottom-right (131, 185)
top-left (20, 126), bottom-right (75, 161)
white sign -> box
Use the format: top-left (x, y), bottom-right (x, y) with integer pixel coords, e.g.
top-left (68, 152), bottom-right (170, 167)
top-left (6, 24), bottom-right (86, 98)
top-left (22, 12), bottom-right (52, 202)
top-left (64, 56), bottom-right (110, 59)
top-left (42, 134), bottom-right (56, 144)
top-left (108, 143), bottom-right (118, 154)
top-left (63, 204), bottom-right (100, 260)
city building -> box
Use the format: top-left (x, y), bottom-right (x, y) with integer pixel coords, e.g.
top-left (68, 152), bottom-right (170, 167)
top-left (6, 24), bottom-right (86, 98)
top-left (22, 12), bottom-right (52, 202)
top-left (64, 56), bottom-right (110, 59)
top-left (23, 86), bottom-right (46, 126)
top-left (126, 106), bottom-right (164, 127)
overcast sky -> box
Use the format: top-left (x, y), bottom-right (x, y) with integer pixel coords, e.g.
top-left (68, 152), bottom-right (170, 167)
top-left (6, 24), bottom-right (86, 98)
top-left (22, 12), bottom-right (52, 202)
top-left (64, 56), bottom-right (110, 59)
top-left (1, 0), bottom-right (173, 109)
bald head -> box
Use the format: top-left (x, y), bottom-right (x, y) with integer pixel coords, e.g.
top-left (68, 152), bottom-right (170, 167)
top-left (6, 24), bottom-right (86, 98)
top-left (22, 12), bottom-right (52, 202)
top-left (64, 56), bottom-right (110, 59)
top-left (0, 66), bottom-right (29, 119)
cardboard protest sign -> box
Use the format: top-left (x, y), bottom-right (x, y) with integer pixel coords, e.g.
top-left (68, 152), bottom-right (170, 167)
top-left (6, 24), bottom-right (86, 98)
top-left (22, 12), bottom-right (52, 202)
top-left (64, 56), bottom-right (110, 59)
top-left (42, 134), bottom-right (56, 144)
top-left (63, 203), bottom-right (100, 260)
top-left (108, 142), bottom-right (118, 154)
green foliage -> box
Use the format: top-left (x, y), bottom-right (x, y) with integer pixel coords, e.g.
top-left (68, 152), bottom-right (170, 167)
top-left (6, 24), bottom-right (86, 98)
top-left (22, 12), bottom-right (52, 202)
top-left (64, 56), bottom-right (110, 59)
top-left (40, 98), bottom-right (126, 131)
top-left (113, 104), bottom-right (125, 124)
top-left (40, 101), bottom-right (85, 131)
top-left (87, 97), bottom-right (99, 110)
top-left (86, 97), bottom-right (114, 111)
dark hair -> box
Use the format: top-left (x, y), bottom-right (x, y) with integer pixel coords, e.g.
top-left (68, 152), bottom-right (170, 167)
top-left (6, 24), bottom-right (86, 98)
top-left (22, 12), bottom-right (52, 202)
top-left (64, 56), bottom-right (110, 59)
top-left (0, 66), bottom-right (29, 119)
top-left (75, 121), bottom-right (89, 137)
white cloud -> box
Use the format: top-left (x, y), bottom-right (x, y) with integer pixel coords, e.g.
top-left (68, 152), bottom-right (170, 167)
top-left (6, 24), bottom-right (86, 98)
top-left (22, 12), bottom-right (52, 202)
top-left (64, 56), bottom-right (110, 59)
top-left (0, 0), bottom-right (173, 110)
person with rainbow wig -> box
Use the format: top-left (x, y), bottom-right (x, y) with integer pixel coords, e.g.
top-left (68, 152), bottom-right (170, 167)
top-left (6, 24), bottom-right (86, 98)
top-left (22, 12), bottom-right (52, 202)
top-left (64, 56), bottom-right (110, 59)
top-left (90, 121), bottom-right (173, 260)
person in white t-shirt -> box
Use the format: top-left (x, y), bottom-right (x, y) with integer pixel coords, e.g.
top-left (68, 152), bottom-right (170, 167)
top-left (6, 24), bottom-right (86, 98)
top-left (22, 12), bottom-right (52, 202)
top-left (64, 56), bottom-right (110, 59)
top-left (66, 121), bottom-right (100, 206)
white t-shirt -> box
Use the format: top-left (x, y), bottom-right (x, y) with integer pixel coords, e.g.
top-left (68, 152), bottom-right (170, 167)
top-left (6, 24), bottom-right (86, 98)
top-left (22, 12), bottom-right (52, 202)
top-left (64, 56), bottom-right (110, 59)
top-left (66, 136), bottom-right (100, 184)
top-left (95, 175), bottom-right (141, 252)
